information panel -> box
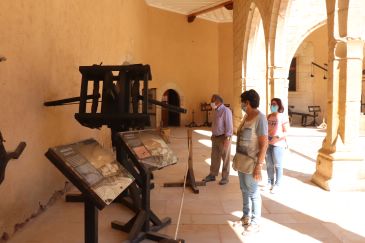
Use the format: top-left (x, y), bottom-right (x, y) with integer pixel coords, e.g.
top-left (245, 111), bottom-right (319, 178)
top-left (46, 138), bottom-right (134, 209)
top-left (119, 130), bottom-right (178, 169)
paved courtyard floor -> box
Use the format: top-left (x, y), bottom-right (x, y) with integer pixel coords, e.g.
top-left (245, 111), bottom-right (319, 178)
top-left (8, 127), bottom-right (365, 243)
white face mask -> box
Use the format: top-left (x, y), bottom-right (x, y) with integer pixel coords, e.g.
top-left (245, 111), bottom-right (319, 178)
top-left (210, 102), bottom-right (217, 109)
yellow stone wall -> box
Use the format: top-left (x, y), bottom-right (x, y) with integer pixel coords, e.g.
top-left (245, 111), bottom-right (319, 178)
top-left (144, 6), bottom-right (221, 125)
top-left (0, 0), bottom-right (232, 236)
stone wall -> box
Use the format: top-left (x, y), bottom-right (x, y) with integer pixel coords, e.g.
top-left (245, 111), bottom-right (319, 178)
top-left (0, 0), bottom-right (232, 237)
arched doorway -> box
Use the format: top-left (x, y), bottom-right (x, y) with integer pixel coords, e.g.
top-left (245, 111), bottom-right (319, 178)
top-left (161, 89), bottom-right (180, 127)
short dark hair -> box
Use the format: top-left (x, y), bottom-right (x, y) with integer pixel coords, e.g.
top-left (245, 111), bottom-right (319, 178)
top-left (271, 98), bottom-right (284, 113)
top-left (211, 94), bottom-right (223, 103)
top-left (240, 89), bottom-right (260, 108)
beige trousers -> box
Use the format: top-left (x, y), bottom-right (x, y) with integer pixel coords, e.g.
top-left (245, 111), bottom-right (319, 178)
top-left (210, 136), bottom-right (231, 179)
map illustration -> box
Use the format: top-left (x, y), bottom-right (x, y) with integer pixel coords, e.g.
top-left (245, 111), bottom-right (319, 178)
top-left (51, 139), bottom-right (134, 206)
top-left (119, 130), bottom-right (178, 169)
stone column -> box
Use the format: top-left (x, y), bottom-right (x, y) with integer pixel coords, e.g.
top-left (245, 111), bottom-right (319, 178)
top-left (232, 0), bottom-right (246, 130)
top-left (268, 66), bottom-right (289, 114)
top-left (312, 1), bottom-right (365, 190)
top-left (232, 76), bottom-right (243, 129)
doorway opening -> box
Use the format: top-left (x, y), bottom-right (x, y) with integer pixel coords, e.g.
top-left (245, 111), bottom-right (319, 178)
top-left (161, 89), bottom-right (180, 127)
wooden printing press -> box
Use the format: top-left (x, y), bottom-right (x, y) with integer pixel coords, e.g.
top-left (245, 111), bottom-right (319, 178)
top-left (44, 64), bottom-right (186, 243)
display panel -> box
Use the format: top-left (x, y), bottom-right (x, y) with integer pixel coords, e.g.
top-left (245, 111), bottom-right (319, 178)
top-left (46, 138), bottom-right (134, 209)
top-left (119, 130), bottom-right (178, 169)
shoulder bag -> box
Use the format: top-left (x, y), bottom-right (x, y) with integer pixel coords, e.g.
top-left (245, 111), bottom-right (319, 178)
top-left (232, 152), bottom-right (256, 174)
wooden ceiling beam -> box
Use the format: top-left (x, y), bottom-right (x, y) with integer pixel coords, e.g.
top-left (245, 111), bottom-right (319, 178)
top-left (187, 0), bottom-right (233, 23)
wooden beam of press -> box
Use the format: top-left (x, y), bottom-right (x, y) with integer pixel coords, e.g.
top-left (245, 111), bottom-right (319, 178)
top-left (187, 0), bottom-right (233, 23)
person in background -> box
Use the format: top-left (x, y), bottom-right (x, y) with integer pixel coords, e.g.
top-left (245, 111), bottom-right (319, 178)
top-left (235, 89), bottom-right (268, 233)
top-left (265, 98), bottom-right (290, 194)
top-left (203, 94), bottom-right (233, 185)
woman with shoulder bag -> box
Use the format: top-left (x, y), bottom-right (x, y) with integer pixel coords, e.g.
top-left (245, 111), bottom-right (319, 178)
top-left (233, 89), bottom-right (268, 234)
top-left (265, 98), bottom-right (290, 194)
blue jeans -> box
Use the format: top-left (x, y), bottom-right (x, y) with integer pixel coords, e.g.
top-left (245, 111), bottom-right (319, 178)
top-left (265, 145), bottom-right (285, 186)
top-left (238, 171), bottom-right (261, 225)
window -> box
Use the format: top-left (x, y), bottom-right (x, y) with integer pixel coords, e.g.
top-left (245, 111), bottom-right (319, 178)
top-left (288, 57), bottom-right (297, 91)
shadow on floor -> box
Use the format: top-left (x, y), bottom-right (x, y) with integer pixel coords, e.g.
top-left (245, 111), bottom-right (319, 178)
top-left (289, 148), bottom-right (317, 163)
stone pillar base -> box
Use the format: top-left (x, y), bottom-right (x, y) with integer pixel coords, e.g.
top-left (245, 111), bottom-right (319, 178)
top-left (312, 151), bottom-right (365, 191)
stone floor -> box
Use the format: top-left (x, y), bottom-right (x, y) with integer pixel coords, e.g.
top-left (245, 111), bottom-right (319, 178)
top-left (8, 127), bottom-right (365, 243)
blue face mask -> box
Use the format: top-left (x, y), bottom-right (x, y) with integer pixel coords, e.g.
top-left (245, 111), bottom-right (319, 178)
top-left (241, 103), bottom-right (247, 112)
top-left (270, 105), bottom-right (278, 113)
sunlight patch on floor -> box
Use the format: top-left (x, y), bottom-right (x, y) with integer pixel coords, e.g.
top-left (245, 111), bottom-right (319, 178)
top-left (198, 139), bottom-right (212, 148)
top-left (261, 218), bottom-right (323, 242)
top-left (230, 210), bottom-right (243, 218)
top-left (194, 129), bottom-right (237, 142)
top-left (229, 169), bottom-right (239, 176)
top-left (198, 139), bottom-right (236, 157)
top-left (193, 129), bottom-right (212, 137)
top-left (230, 143), bottom-right (236, 156)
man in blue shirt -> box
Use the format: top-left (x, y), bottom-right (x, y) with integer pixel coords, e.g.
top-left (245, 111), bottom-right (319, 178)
top-left (203, 94), bottom-right (233, 185)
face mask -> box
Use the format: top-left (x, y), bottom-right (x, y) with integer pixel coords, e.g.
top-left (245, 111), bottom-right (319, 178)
top-left (210, 102), bottom-right (217, 109)
top-left (270, 105), bottom-right (278, 113)
top-left (241, 103), bottom-right (247, 112)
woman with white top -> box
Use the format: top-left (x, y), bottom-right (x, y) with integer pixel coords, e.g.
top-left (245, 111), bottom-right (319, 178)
top-left (265, 98), bottom-right (290, 194)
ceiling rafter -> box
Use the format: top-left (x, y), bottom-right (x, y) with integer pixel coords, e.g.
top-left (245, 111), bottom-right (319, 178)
top-left (187, 0), bottom-right (233, 23)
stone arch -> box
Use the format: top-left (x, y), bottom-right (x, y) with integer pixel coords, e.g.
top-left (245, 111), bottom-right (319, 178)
top-left (332, 0), bottom-right (365, 40)
top-left (267, 0), bottom-right (293, 110)
top-left (281, 0), bottom-right (327, 70)
top-left (267, 0), bottom-right (327, 112)
top-left (289, 22), bottom-right (328, 117)
top-left (268, 0), bottom-right (292, 69)
top-left (161, 89), bottom-right (180, 127)
top-left (156, 83), bottom-right (185, 127)
top-left (286, 20), bottom-right (327, 71)
top-left (242, 2), bottom-right (268, 113)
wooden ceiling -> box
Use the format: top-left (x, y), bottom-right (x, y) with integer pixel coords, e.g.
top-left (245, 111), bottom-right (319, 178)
top-left (145, 0), bottom-right (233, 23)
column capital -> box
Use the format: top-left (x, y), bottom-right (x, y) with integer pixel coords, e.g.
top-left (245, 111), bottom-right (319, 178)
top-left (332, 38), bottom-right (364, 60)
top-left (268, 66), bottom-right (288, 78)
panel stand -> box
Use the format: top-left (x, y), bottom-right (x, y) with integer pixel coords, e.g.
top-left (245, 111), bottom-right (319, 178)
top-left (65, 193), bottom-right (85, 202)
top-left (85, 197), bottom-right (98, 243)
top-left (185, 110), bottom-right (198, 127)
top-left (65, 195), bottom-right (99, 243)
top-left (200, 103), bottom-right (212, 127)
top-left (201, 111), bottom-right (211, 127)
top-left (164, 129), bottom-right (205, 194)
top-left (111, 136), bottom-right (184, 243)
